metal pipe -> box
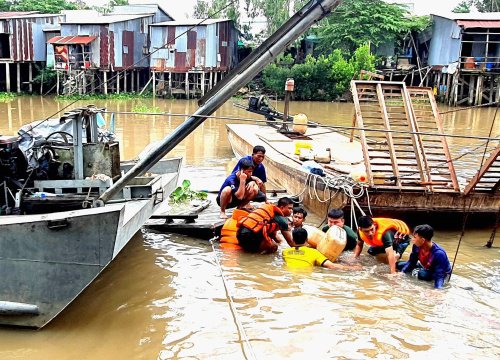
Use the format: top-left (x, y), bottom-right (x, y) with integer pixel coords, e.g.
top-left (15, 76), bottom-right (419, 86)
top-left (98, 0), bottom-right (343, 203)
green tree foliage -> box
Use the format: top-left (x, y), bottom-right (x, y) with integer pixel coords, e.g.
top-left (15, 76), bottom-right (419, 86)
top-left (314, 0), bottom-right (429, 54)
top-left (9, 0), bottom-right (78, 13)
top-left (453, 0), bottom-right (499, 12)
top-left (0, 0), bottom-right (10, 11)
top-left (475, 0), bottom-right (500, 11)
top-left (193, 0), bottom-right (240, 27)
top-left (262, 44), bottom-right (375, 101)
top-left (453, 1), bottom-right (472, 13)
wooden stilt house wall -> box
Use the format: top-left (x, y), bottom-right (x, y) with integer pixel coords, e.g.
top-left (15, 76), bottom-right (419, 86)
top-left (149, 19), bottom-right (238, 98)
top-left (0, 11), bottom-right (60, 93)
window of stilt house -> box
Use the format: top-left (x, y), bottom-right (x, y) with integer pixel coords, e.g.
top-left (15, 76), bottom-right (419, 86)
top-left (460, 28), bottom-right (500, 72)
top-left (0, 34), bottom-right (10, 59)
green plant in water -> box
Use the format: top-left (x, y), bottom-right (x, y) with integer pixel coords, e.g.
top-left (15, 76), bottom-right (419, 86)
top-left (131, 104), bottom-right (161, 113)
top-left (170, 179), bottom-right (208, 203)
top-left (0, 92), bottom-right (16, 102)
top-left (56, 91), bottom-right (154, 101)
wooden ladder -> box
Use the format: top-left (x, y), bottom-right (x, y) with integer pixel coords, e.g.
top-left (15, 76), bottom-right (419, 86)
top-left (351, 80), bottom-right (459, 192)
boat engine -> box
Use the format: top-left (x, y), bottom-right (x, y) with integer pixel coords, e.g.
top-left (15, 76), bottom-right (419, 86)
top-left (0, 135), bottom-right (28, 184)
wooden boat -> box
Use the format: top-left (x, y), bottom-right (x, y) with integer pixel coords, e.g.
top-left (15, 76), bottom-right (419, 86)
top-left (226, 81), bottom-right (500, 221)
top-left (0, 107), bottom-right (181, 328)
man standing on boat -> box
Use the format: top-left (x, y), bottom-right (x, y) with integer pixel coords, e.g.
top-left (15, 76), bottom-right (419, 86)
top-left (232, 145), bottom-right (268, 203)
top-left (354, 216), bottom-right (411, 274)
top-left (217, 159), bottom-right (259, 219)
top-left (321, 209), bottom-right (358, 251)
top-left (236, 197), bottom-right (295, 254)
top-left (396, 224), bottom-right (451, 289)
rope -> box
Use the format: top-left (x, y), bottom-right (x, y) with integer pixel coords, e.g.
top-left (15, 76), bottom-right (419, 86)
top-left (440, 101), bottom-right (499, 114)
top-left (449, 103), bottom-right (499, 282)
top-left (209, 239), bottom-right (258, 360)
top-left (101, 110), bottom-right (500, 142)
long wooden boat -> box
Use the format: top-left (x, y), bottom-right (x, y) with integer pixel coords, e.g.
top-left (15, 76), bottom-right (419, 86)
top-left (0, 107), bottom-right (181, 328)
top-left (226, 81), bottom-right (500, 222)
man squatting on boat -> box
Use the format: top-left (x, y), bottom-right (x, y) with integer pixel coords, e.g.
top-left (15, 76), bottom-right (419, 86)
top-left (217, 146), bottom-right (268, 219)
top-left (231, 145), bottom-right (268, 202)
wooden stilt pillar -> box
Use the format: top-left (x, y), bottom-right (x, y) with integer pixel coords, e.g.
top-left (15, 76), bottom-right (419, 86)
top-left (168, 71), bottom-right (172, 96)
top-left (91, 72), bottom-right (95, 93)
top-left (468, 75), bottom-right (475, 106)
top-left (495, 75), bottom-right (500, 102)
top-left (123, 71), bottom-right (127, 93)
top-left (152, 70), bottom-right (156, 98)
top-left (28, 63), bottom-right (33, 93)
top-left (201, 72), bottom-right (205, 96)
top-left (489, 75), bottom-right (494, 103)
top-left (136, 71), bottom-right (140, 91)
top-left (82, 71), bottom-right (87, 94)
top-left (5, 63), bottom-right (10, 92)
top-left (56, 71), bottom-right (60, 95)
top-left (475, 75), bottom-right (483, 105)
top-left (214, 72), bottom-right (218, 86)
top-left (104, 71), bottom-right (108, 95)
top-left (16, 63), bottom-right (21, 94)
top-left (185, 72), bottom-right (189, 100)
top-left (130, 71), bottom-right (134, 92)
top-left (116, 72), bottom-right (120, 94)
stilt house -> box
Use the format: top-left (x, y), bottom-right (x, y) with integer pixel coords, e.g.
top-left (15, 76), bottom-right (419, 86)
top-left (149, 19), bottom-right (238, 98)
top-left (48, 12), bottom-right (159, 95)
top-left (0, 11), bottom-right (60, 93)
top-left (428, 12), bottom-right (500, 106)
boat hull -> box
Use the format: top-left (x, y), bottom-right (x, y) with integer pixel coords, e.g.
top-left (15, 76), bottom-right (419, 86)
top-left (226, 124), bottom-right (500, 221)
top-left (0, 158), bottom-right (181, 328)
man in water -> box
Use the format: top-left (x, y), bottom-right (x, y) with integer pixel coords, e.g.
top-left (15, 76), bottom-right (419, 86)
top-left (397, 224), bottom-right (451, 289)
top-left (290, 207), bottom-right (307, 230)
top-left (283, 228), bottom-right (361, 270)
top-left (236, 197), bottom-right (294, 254)
top-left (232, 145), bottom-right (267, 203)
top-left (321, 209), bottom-right (357, 251)
top-left (217, 159), bottom-right (259, 219)
top-left (354, 215), bottom-right (411, 274)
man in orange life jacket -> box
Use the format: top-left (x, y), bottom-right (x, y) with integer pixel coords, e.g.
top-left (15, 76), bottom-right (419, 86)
top-left (354, 215), bottom-right (411, 274)
top-left (236, 197), bottom-right (295, 254)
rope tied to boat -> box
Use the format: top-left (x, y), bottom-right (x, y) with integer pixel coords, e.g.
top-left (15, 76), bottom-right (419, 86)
top-left (208, 239), bottom-right (258, 360)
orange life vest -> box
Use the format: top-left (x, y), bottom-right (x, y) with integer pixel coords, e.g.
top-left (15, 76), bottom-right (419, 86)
top-left (359, 218), bottom-right (410, 247)
top-left (220, 209), bottom-right (248, 250)
top-left (237, 204), bottom-right (284, 236)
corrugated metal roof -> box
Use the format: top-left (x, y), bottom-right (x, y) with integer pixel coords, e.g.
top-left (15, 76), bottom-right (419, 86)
top-left (62, 13), bottom-right (153, 24)
top-left (457, 20), bottom-right (500, 29)
top-left (151, 18), bottom-right (231, 27)
top-left (48, 35), bottom-right (97, 45)
top-left (432, 12), bottom-right (500, 21)
top-left (0, 11), bottom-right (56, 19)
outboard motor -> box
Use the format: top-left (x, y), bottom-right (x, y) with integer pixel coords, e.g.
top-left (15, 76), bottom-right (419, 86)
top-left (0, 135), bottom-right (27, 183)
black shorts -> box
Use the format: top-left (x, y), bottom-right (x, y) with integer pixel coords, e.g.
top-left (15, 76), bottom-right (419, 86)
top-left (236, 227), bottom-right (264, 253)
top-left (253, 190), bottom-right (266, 203)
top-left (216, 194), bottom-right (243, 209)
top-left (367, 238), bottom-right (410, 257)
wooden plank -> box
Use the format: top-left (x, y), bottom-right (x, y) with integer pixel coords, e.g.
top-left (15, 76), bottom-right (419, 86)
top-left (464, 144), bottom-right (500, 195)
top-left (376, 83), bottom-right (402, 188)
top-left (351, 81), bottom-right (374, 186)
